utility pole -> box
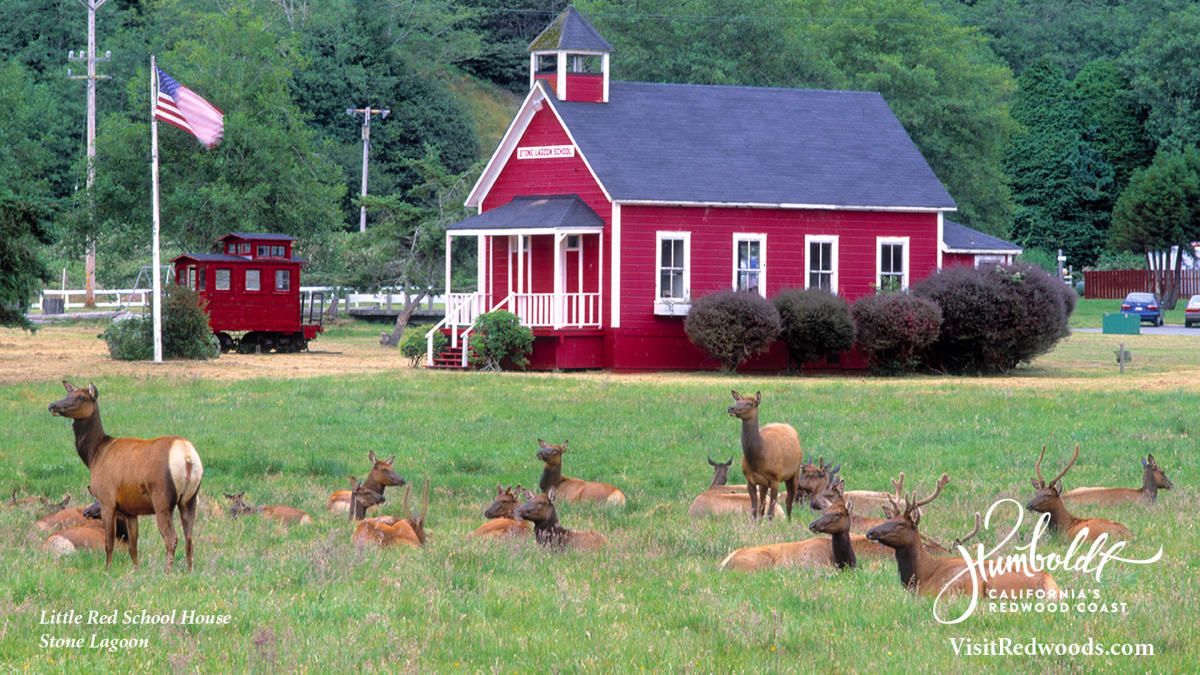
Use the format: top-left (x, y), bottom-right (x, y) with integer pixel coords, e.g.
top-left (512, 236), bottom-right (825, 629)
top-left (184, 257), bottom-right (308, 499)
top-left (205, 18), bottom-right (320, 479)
top-left (346, 106), bottom-right (389, 233)
top-left (68, 0), bottom-right (111, 307)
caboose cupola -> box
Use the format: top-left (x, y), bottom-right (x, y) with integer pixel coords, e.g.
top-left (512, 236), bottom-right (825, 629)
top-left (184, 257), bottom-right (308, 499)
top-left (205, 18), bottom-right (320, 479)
top-left (528, 6), bottom-right (613, 103)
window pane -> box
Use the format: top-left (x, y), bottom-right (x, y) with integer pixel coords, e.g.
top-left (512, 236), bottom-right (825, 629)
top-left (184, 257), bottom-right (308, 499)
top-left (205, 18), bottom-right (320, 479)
top-left (276, 270), bottom-right (290, 291)
top-left (246, 269), bottom-right (260, 291)
top-left (214, 269), bottom-right (230, 291)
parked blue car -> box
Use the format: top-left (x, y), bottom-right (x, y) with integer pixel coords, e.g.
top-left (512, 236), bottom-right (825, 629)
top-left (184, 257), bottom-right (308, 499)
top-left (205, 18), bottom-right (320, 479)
top-left (1121, 292), bottom-right (1165, 326)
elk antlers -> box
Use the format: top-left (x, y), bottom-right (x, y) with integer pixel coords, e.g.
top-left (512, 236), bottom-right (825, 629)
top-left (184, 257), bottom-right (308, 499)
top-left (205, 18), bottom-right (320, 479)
top-left (1033, 444), bottom-right (1079, 489)
top-left (883, 472), bottom-right (949, 522)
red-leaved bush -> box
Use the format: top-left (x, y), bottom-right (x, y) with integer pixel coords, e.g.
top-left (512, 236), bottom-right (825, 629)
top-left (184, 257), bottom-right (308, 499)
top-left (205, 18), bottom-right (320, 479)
top-left (851, 292), bottom-right (942, 374)
top-left (684, 290), bottom-right (781, 372)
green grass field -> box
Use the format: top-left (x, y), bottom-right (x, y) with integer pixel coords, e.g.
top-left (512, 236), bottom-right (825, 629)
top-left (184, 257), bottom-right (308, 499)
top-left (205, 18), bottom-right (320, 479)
top-left (1, 318), bottom-right (1197, 673)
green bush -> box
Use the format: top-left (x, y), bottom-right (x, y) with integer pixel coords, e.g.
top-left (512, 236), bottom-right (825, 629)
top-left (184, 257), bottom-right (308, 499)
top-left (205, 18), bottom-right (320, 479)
top-left (469, 310), bottom-right (533, 371)
top-left (773, 288), bottom-right (855, 371)
top-left (851, 292), bottom-right (942, 374)
top-left (99, 284), bottom-right (218, 361)
top-left (913, 263), bottom-right (1073, 374)
top-left (400, 325), bottom-right (448, 367)
top-left (684, 290), bottom-right (781, 372)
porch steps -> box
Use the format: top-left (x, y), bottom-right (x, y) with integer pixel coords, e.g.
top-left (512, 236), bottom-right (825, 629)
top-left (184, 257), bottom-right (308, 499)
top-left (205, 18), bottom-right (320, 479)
top-left (428, 346), bottom-right (468, 369)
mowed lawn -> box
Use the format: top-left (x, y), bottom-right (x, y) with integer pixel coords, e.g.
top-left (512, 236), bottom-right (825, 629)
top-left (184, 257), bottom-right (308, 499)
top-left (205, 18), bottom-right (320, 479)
top-left (1, 311), bottom-right (1197, 673)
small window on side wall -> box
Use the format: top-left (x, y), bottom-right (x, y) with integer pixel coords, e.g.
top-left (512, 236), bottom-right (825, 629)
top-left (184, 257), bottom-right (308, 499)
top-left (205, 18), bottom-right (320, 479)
top-left (733, 233), bottom-right (766, 296)
top-left (215, 268), bottom-right (230, 291)
top-left (655, 231), bottom-right (691, 315)
top-left (805, 235), bottom-right (838, 293)
top-left (245, 269), bottom-right (261, 291)
top-left (876, 237), bottom-right (909, 291)
top-left (275, 269), bottom-right (291, 292)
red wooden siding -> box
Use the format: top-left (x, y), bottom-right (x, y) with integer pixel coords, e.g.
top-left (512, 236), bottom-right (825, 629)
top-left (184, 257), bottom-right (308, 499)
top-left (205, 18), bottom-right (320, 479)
top-left (1082, 269), bottom-right (1200, 298)
top-left (533, 73), bottom-right (605, 103)
top-left (174, 261), bottom-right (303, 334)
top-left (942, 252), bottom-right (975, 268)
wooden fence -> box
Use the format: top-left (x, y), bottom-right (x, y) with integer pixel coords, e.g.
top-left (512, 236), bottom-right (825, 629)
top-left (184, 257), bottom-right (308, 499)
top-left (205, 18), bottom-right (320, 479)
top-left (1083, 269), bottom-right (1200, 299)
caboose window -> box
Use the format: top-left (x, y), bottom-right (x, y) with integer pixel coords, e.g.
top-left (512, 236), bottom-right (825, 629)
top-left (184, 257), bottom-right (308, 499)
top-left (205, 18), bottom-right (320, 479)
top-left (245, 269), bottom-right (261, 291)
top-left (198, 268), bottom-right (206, 291)
top-left (187, 267), bottom-right (196, 290)
top-left (257, 245), bottom-right (268, 257)
top-left (238, 243), bottom-right (250, 255)
top-left (272, 245), bottom-right (285, 257)
top-left (275, 270), bottom-right (291, 291)
top-left (215, 269), bottom-right (231, 291)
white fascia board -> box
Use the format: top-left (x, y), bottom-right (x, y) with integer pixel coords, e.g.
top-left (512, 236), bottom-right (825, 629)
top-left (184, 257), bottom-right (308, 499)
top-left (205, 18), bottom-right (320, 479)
top-left (447, 227), bottom-right (604, 238)
top-left (943, 247), bottom-right (1023, 255)
top-left (614, 198), bottom-right (955, 212)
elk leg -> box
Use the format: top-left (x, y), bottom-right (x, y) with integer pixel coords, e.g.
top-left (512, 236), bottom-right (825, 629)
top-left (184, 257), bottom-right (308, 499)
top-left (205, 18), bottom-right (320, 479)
top-left (766, 485), bottom-right (779, 521)
top-left (153, 508), bottom-right (179, 573)
top-left (125, 514), bottom-right (140, 568)
top-left (783, 475), bottom-right (797, 520)
top-left (746, 483), bottom-right (760, 520)
top-left (101, 504), bottom-right (119, 568)
top-left (179, 494), bottom-right (198, 572)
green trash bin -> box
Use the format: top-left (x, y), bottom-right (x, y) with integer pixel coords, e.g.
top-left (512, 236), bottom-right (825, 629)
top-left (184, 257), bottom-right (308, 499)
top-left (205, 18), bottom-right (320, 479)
top-left (1102, 312), bottom-right (1140, 335)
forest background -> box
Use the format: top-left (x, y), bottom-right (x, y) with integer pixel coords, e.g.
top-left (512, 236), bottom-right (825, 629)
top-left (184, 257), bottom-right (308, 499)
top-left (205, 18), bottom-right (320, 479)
top-left (4, 0), bottom-right (1200, 324)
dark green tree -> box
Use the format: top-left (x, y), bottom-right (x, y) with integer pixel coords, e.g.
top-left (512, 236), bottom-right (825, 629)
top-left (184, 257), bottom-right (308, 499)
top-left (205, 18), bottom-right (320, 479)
top-left (1125, 4), bottom-right (1200, 151)
top-left (1073, 59), bottom-right (1152, 194)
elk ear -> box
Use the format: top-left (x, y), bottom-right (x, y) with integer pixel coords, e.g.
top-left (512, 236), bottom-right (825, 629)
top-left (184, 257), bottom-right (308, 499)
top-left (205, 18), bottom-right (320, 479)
top-left (561, 440), bottom-right (568, 452)
top-left (386, 455), bottom-right (395, 465)
top-left (547, 488), bottom-right (557, 503)
top-left (1031, 477), bottom-right (1041, 489)
top-left (521, 487), bottom-right (534, 500)
top-left (830, 463), bottom-right (841, 476)
top-left (369, 451), bottom-right (377, 463)
top-left (754, 391), bottom-right (761, 405)
top-left (1142, 456), bottom-right (1149, 468)
top-left (538, 438), bottom-right (547, 448)
top-left (224, 493), bottom-right (235, 499)
top-left (62, 380), bottom-right (76, 392)
top-left (731, 390), bottom-right (741, 401)
top-left (911, 508), bottom-right (921, 526)
top-left (87, 383), bottom-right (98, 399)
top-left (1052, 479), bottom-right (1063, 493)
top-left (845, 498), bottom-right (854, 512)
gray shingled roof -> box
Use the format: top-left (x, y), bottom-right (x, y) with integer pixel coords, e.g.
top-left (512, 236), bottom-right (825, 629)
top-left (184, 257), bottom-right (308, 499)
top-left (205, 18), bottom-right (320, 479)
top-left (548, 81), bottom-right (955, 210)
top-left (448, 195), bottom-right (603, 232)
top-left (529, 6), bottom-right (614, 53)
top-left (942, 220), bottom-right (1021, 253)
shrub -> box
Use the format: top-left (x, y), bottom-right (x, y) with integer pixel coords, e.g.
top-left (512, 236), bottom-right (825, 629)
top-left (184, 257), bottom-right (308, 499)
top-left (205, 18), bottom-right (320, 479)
top-left (684, 290), bottom-right (781, 372)
top-left (851, 292), bottom-right (942, 374)
top-left (99, 285), bottom-right (218, 361)
top-left (913, 263), bottom-right (1072, 374)
top-left (469, 310), bottom-right (533, 371)
top-left (773, 288), bottom-right (855, 371)
top-left (399, 325), bottom-right (448, 367)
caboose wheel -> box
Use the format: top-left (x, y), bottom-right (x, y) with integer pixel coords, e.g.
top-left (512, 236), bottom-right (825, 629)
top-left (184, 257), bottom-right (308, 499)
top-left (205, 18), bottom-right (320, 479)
top-left (217, 332), bottom-right (235, 353)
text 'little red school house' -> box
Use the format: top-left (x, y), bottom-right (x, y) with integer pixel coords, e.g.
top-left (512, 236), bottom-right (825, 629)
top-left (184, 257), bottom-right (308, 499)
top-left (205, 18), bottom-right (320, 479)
top-left (429, 7), bottom-right (1017, 371)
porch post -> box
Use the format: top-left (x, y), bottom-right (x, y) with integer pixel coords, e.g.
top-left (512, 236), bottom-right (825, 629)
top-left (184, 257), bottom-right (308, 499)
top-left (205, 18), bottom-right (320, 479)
top-left (445, 231), bottom-right (454, 346)
top-left (554, 231), bottom-right (565, 328)
top-left (516, 233), bottom-right (525, 321)
top-left (477, 235), bottom-right (486, 312)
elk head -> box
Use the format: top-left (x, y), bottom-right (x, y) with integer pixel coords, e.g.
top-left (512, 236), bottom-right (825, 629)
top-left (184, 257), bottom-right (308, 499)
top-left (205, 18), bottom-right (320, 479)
top-left (1026, 445), bottom-right (1077, 514)
top-left (349, 476), bottom-right (385, 520)
top-left (514, 488), bottom-right (557, 526)
top-left (799, 458), bottom-right (841, 510)
top-left (367, 451), bottom-right (406, 489)
top-left (1144, 454), bottom-right (1174, 490)
top-left (865, 473), bottom-right (949, 548)
top-left (707, 456), bottom-right (733, 486)
top-left (48, 381), bottom-right (99, 420)
top-left (727, 390), bottom-right (761, 421)
top-left (483, 484), bottom-right (523, 519)
top-left (536, 439), bottom-right (567, 470)
top-left (808, 479), bottom-right (852, 535)
top-left (224, 491), bottom-right (258, 517)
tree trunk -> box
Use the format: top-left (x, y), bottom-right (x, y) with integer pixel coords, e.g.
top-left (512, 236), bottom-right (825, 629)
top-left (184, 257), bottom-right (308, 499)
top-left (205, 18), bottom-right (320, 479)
top-left (380, 289), bottom-right (429, 347)
top-left (1167, 244), bottom-right (1185, 309)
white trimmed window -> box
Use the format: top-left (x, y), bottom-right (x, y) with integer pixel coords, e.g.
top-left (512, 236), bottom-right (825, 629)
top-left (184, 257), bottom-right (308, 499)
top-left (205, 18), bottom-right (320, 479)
top-left (215, 268), bottom-right (231, 291)
top-left (733, 233), bottom-right (767, 296)
top-left (245, 269), bottom-right (261, 291)
top-left (655, 231), bottom-right (691, 314)
top-left (974, 254), bottom-right (1005, 268)
top-left (805, 235), bottom-right (838, 293)
top-left (275, 269), bottom-right (291, 292)
top-left (877, 237), bottom-right (910, 291)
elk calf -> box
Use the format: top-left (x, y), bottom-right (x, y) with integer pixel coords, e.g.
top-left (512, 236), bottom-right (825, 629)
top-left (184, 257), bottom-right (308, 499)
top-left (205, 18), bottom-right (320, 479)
top-left (468, 485), bottom-right (531, 539)
top-left (352, 479), bottom-right (430, 548)
top-left (1027, 445), bottom-right (1132, 542)
top-left (727, 390), bottom-right (803, 520)
top-left (43, 509), bottom-right (129, 556)
top-left (327, 452), bottom-right (406, 513)
top-left (48, 381), bottom-right (202, 572)
top-left (535, 440), bottom-right (626, 506)
top-left (1062, 453), bottom-right (1174, 505)
top-left (224, 492), bottom-right (313, 525)
top-left (514, 489), bottom-right (607, 552)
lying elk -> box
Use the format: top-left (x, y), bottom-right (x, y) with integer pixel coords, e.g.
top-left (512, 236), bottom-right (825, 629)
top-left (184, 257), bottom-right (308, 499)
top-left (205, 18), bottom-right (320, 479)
top-left (468, 485), bottom-right (531, 539)
top-left (720, 479), bottom-right (890, 572)
top-left (224, 492), bottom-right (313, 525)
top-left (514, 488), bottom-right (607, 552)
top-left (536, 440), bottom-right (626, 506)
top-left (688, 456), bottom-right (784, 517)
top-left (1027, 445), bottom-right (1132, 542)
top-left (728, 390), bottom-right (803, 520)
top-left (867, 473), bottom-right (1060, 596)
top-left (804, 465), bottom-right (947, 553)
top-left (327, 452), bottom-right (406, 514)
top-left (352, 478), bottom-right (430, 548)
top-left (43, 494), bottom-right (130, 556)
top-left (1063, 453), bottom-right (1174, 505)
top-left (48, 381), bottom-right (202, 571)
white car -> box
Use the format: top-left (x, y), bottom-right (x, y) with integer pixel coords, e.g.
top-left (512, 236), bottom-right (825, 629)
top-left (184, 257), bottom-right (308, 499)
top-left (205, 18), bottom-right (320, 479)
top-left (1185, 295), bottom-right (1200, 328)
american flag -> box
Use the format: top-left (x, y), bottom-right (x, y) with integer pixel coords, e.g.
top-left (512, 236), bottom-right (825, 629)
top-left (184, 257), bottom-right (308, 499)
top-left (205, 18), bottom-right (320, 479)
top-left (155, 66), bottom-right (224, 148)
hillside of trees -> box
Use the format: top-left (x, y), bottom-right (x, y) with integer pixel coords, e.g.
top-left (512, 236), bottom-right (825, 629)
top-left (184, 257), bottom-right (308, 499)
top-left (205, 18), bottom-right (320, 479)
top-left (5, 0), bottom-right (1200, 325)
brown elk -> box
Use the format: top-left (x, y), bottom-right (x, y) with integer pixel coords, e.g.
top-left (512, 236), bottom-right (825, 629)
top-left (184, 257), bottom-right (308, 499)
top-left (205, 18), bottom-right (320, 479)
top-left (352, 478), bottom-right (430, 548)
top-left (327, 452), bottom-right (406, 513)
top-left (48, 381), bottom-right (202, 572)
top-left (719, 479), bottom-right (891, 572)
top-left (1062, 453), bottom-right (1174, 505)
top-left (468, 485), bottom-right (531, 539)
top-left (687, 457), bottom-right (785, 517)
top-left (535, 440), bottom-right (626, 506)
top-left (867, 473), bottom-right (1060, 596)
top-left (1027, 445), bottom-right (1132, 542)
top-left (514, 488), bottom-right (607, 551)
top-left (224, 492), bottom-right (313, 525)
top-left (42, 503), bottom-right (130, 556)
top-left (727, 390), bottom-right (803, 520)
top-left (802, 465), bottom-right (948, 554)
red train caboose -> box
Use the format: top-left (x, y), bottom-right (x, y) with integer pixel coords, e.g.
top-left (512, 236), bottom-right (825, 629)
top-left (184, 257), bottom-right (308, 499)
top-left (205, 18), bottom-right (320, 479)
top-left (170, 233), bottom-right (324, 353)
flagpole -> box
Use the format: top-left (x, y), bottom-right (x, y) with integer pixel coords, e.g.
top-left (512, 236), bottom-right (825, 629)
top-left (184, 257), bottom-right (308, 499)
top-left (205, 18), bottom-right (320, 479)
top-left (150, 55), bottom-right (163, 364)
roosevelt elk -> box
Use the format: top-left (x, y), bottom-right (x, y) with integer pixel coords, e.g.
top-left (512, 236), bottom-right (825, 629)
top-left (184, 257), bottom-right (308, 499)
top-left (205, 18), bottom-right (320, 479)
top-left (468, 485), bottom-right (531, 539)
top-left (1062, 453), bottom-right (1174, 505)
top-left (866, 473), bottom-right (1060, 596)
top-left (687, 456), bottom-right (785, 517)
top-left (224, 492), bottom-right (313, 525)
top-left (42, 502), bottom-right (129, 556)
top-left (48, 381), bottom-right (202, 572)
top-left (727, 390), bottom-right (803, 520)
top-left (352, 478), bottom-right (430, 548)
top-left (514, 488), bottom-right (607, 551)
top-left (1027, 445), bottom-right (1132, 542)
top-left (535, 440), bottom-right (626, 506)
top-left (328, 452), bottom-right (406, 515)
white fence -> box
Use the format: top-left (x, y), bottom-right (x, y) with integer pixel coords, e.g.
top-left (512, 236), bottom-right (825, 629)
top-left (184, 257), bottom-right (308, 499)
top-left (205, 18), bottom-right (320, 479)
top-left (32, 287), bottom-right (445, 314)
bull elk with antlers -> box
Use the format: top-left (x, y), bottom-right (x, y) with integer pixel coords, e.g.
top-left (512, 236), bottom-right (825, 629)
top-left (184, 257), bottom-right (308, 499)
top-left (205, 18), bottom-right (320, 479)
top-left (327, 452), bottom-right (406, 513)
top-left (727, 390), bottom-right (803, 520)
top-left (535, 440), bottom-right (626, 506)
top-left (48, 381), bottom-right (202, 572)
top-left (867, 473), bottom-right (1060, 596)
top-left (1027, 445), bottom-right (1132, 542)
top-left (1062, 454), bottom-right (1174, 505)
top-left (468, 485), bottom-right (531, 539)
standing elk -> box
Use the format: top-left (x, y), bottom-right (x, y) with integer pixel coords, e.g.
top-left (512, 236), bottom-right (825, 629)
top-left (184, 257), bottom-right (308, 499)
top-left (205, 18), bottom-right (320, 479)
top-left (351, 478), bottom-right (430, 548)
top-left (535, 440), bottom-right (626, 506)
top-left (468, 485), bottom-right (531, 539)
top-left (1062, 453), bottom-right (1174, 505)
top-left (688, 457), bottom-right (785, 517)
top-left (224, 492), bottom-right (313, 525)
top-left (727, 390), bottom-right (803, 520)
top-left (866, 473), bottom-right (1060, 596)
top-left (48, 381), bottom-right (202, 572)
top-left (514, 489), bottom-right (607, 552)
top-left (327, 452), bottom-right (406, 513)
top-left (1027, 445), bottom-right (1132, 541)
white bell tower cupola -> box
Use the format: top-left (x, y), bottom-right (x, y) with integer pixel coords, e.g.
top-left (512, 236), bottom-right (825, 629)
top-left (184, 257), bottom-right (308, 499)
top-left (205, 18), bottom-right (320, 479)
top-left (528, 6), bottom-right (614, 103)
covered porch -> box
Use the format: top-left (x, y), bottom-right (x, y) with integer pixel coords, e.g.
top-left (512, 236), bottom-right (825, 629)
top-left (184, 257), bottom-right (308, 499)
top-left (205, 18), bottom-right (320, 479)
top-left (427, 195), bottom-right (606, 367)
